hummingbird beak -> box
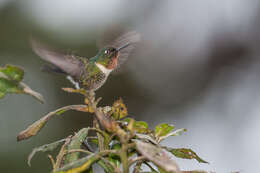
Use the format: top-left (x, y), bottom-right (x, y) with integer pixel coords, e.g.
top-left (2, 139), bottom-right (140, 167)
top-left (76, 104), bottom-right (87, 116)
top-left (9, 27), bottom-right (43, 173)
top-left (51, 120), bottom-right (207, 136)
top-left (116, 42), bottom-right (131, 51)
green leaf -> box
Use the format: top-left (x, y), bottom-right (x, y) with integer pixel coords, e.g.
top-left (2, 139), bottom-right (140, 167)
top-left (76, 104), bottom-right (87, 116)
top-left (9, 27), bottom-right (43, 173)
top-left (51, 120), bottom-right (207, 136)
top-left (97, 160), bottom-right (115, 173)
top-left (134, 121), bottom-right (149, 133)
top-left (158, 128), bottom-right (187, 143)
top-left (88, 128), bottom-right (111, 150)
top-left (64, 128), bottom-right (89, 164)
top-left (0, 64), bottom-right (44, 103)
top-left (109, 142), bottom-right (121, 163)
top-left (123, 118), bottom-right (149, 133)
top-left (111, 142), bottom-right (121, 150)
top-left (108, 157), bottom-right (120, 168)
top-left (89, 138), bottom-right (98, 145)
top-left (27, 138), bottom-right (66, 166)
top-left (17, 105), bottom-right (88, 141)
top-left (0, 77), bottom-right (23, 94)
top-left (0, 64), bottom-right (24, 82)
top-left (122, 118), bottom-right (131, 123)
top-left (155, 123), bottom-right (174, 138)
top-left (167, 148), bottom-right (208, 164)
top-left (54, 153), bottom-right (97, 173)
top-left (53, 150), bottom-right (114, 173)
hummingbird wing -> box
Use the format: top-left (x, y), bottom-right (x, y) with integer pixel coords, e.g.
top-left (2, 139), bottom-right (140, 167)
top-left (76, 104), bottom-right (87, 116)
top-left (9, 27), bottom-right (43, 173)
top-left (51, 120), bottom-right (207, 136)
top-left (98, 30), bottom-right (140, 71)
top-left (30, 39), bottom-right (84, 78)
top-left (109, 31), bottom-right (140, 69)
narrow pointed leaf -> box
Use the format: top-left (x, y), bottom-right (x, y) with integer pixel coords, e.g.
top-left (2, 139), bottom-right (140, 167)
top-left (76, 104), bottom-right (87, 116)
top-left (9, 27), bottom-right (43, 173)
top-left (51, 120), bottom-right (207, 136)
top-left (167, 148), bottom-right (208, 164)
top-left (135, 140), bottom-right (180, 173)
top-left (168, 128), bottom-right (187, 137)
top-left (158, 128), bottom-right (187, 142)
top-left (64, 128), bottom-right (89, 164)
top-left (108, 157), bottom-right (120, 168)
top-left (28, 138), bottom-right (66, 166)
top-left (17, 105), bottom-right (88, 141)
top-left (53, 150), bottom-right (114, 173)
top-left (97, 159), bottom-right (115, 173)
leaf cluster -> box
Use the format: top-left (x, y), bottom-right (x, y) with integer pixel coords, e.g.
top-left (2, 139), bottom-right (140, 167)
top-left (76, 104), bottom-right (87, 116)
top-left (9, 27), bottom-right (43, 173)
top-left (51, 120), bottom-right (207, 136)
top-left (0, 64), bottom-right (209, 173)
top-left (17, 87), bottom-right (207, 173)
top-left (0, 64), bottom-right (44, 103)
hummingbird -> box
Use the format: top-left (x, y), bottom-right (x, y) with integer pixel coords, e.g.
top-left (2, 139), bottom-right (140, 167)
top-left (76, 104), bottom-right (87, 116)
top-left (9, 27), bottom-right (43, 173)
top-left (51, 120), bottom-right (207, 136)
top-left (31, 31), bottom-right (140, 91)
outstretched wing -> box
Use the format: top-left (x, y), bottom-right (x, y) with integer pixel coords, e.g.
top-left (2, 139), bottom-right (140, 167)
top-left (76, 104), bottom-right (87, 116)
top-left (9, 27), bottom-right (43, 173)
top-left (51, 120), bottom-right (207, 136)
top-left (109, 31), bottom-right (140, 68)
top-left (30, 38), bottom-right (84, 78)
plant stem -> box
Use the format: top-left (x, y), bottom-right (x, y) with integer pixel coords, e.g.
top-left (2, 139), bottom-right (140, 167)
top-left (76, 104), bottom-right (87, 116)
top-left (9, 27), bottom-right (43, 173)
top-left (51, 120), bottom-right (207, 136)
top-left (47, 154), bottom-right (55, 169)
top-left (120, 144), bottom-right (129, 173)
top-left (93, 118), bottom-right (105, 151)
top-left (66, 149), bottom-right (93, 155)
top-left (54, 137), bottom-right (71, 171)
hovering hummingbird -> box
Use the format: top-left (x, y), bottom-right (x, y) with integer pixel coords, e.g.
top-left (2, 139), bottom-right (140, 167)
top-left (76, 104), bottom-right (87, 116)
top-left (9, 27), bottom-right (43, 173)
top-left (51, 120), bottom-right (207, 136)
top-left (31, 31), bottom-right (140, 91)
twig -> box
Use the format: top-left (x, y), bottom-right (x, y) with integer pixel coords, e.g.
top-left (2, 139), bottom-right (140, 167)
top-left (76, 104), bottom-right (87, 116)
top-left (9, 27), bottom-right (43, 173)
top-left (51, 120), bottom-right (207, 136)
top-left (93, 118), bottom-right (105, 151)
top-left (129, 156), bottom-right (146, 166)
top-left (54, 136), bottom-right (71, 170)
top-left (66, 149), bottom-right (93, 155)
top-left (47, 154), bottom-right (55, 169)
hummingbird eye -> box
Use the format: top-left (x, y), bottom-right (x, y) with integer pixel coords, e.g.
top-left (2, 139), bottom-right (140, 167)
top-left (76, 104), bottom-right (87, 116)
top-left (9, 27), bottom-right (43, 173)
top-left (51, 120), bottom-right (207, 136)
top-left (104, 48), bottom-right (116, 55)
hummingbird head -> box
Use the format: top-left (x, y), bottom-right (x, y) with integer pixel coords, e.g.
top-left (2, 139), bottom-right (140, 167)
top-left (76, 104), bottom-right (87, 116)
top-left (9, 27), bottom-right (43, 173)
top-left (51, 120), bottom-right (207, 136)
top-left (96, 47), bottom-right (119, 70)
top-left (96, 43), bottom-right (131, 70)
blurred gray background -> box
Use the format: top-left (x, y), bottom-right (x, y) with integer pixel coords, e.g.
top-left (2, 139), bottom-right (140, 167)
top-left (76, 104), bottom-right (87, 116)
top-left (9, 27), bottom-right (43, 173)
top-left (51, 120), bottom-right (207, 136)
top-left (1, 0), bottom-right (260, 172)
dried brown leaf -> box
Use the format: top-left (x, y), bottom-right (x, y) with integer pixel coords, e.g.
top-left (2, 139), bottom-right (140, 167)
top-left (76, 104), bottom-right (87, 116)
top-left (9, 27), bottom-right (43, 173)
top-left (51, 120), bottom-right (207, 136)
top-left (17, 105), bottom-right (88, 141)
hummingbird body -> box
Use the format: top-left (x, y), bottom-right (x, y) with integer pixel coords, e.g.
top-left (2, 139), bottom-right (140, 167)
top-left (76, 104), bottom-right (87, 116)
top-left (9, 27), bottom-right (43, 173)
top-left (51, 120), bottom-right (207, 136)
top-left (78, 56), bottom-right (110, 91)
top-left (31, 31), bottom-right (140, 91)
